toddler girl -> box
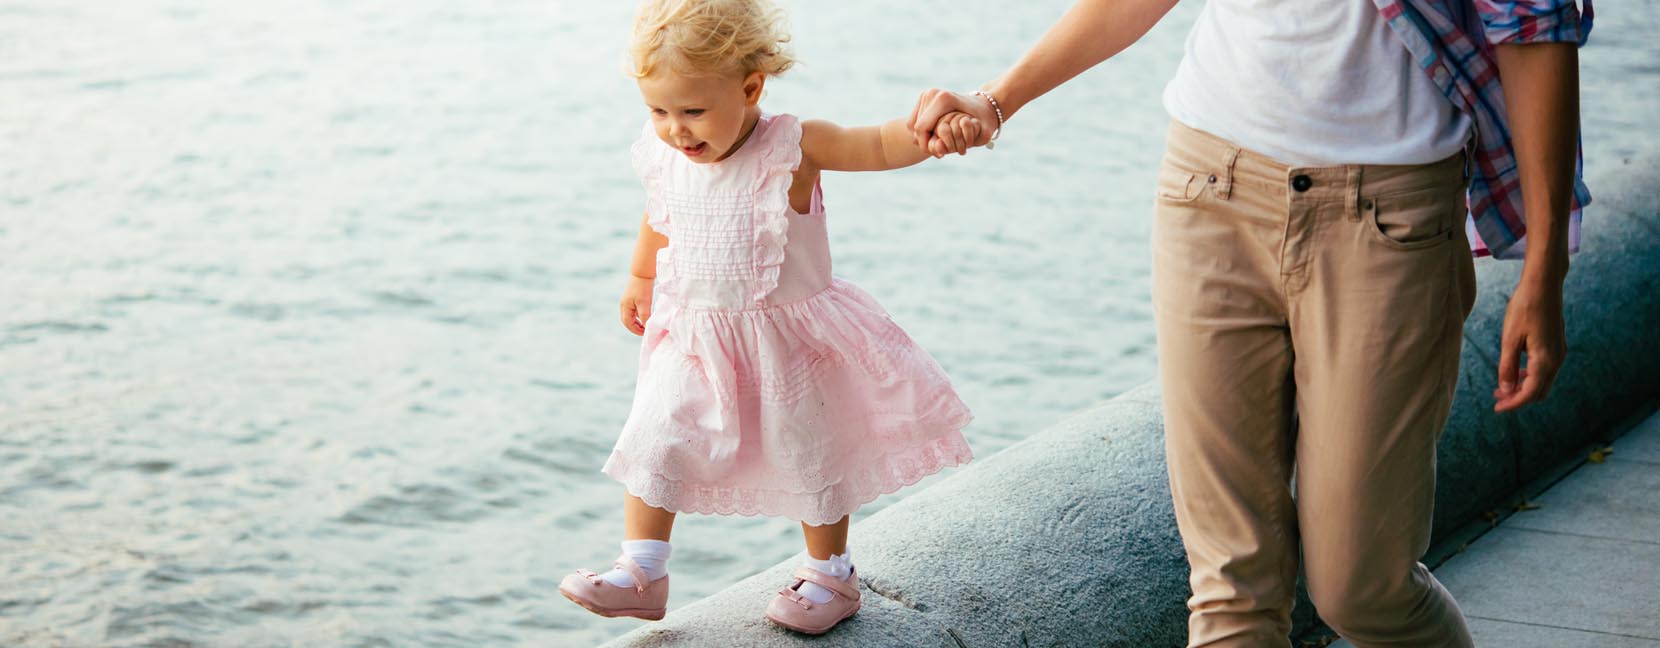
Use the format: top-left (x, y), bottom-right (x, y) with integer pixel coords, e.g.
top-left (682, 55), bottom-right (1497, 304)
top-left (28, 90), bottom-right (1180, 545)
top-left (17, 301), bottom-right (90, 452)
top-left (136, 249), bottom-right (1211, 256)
top-left (559, 0), bottom-right (984, 635)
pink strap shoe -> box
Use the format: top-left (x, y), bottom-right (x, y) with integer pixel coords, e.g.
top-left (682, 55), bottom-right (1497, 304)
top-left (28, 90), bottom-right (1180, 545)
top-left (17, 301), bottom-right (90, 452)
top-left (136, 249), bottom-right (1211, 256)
top-left (765, 566), bottom-right (861, 635)
top-left (557, 555), bottom-right (669, 621)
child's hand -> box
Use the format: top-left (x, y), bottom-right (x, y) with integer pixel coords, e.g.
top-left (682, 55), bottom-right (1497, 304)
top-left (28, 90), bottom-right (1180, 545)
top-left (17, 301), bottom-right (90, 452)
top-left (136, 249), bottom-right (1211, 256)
top-left (620, 276), bottom-right (654, 336)
top-left (927, 112), bottom-right (983, 158)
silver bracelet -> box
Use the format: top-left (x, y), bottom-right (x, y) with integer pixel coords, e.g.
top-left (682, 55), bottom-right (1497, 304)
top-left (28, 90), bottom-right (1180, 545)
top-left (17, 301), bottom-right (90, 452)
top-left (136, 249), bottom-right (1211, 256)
top-left (971, 90), bottom-right (1004, 150)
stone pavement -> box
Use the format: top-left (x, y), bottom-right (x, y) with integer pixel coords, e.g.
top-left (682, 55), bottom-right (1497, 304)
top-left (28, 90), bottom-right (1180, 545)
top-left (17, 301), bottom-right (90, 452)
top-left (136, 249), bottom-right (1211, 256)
top-left (1330, 407), bottom-right (1660, 647)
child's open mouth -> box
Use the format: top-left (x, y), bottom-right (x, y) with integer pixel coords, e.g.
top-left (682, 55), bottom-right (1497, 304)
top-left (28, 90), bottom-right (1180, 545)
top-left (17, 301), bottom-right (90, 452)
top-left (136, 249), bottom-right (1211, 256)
top-left (680, 142), bottom-right (707, 157)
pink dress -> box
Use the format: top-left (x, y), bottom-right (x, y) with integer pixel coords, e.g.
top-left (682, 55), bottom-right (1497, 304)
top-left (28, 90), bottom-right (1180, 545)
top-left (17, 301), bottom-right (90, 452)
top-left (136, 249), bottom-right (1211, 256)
top-left (603, 113), bottom-right (974, 526)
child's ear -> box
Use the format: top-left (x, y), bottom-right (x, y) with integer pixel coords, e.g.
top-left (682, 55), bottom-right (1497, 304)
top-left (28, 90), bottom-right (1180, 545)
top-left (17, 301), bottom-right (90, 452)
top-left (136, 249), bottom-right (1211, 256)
top-left (742, 72), bottom-right (765, 106)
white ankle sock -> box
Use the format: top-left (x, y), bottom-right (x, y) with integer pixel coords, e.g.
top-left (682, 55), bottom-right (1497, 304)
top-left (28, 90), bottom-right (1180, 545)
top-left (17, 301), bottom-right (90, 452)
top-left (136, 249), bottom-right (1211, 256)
top-left (796, 551), bottom-right (853, 604)
top-left (599, 539), bottom-right (671, 587)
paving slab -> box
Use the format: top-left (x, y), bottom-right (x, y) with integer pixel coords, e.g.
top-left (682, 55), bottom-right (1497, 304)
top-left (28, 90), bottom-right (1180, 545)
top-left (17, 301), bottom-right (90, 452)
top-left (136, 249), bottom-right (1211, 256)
top-left (1502, 455), bottom-right (1660, 544)
top-left (1463, 618), bottom-right (1660, 648)
top-left (1434, 526), bottom-right (1660, 640)
top-left (1614, 408), bottom-right (1660, 464)
top-left (1335, 619), bottom-right (1660, 648)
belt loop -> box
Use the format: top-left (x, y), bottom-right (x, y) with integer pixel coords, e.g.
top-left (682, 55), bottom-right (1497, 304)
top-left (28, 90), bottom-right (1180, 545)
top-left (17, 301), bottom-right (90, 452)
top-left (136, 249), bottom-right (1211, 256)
top-left (1218, 146), bottom-right (1241, 200)
top-left (1347, 166), bottom-right (1364, 221)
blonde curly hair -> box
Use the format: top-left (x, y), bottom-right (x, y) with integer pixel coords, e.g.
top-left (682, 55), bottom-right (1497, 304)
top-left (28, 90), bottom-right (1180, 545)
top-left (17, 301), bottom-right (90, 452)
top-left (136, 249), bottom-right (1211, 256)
top-left (629, 0), bottom-right (795, 79)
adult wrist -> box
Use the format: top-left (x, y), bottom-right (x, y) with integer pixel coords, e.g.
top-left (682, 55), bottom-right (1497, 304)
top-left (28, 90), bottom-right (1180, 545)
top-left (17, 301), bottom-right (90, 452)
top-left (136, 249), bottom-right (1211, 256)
top-left (1519, 252), bottom-right (1569, 289)
top-left (970, 90), bottom-right (1004, 148)
top-left (982, 78), bottom-right (1021, 121)
top-left (1518, 265), bottom-right (1568, 290)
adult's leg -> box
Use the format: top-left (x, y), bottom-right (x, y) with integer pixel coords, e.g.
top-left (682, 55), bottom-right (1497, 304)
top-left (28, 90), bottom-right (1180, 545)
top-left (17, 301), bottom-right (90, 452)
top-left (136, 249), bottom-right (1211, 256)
top-left (1154, 121), bottom-right (1301, 648)
top-left (1287, 156), bottom-right (1476, 648)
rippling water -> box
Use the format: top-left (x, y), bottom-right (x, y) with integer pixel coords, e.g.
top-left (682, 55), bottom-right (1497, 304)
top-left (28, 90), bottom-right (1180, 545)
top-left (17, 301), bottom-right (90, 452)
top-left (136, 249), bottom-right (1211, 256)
top-left (2, 1), bottom-right (1653, 645)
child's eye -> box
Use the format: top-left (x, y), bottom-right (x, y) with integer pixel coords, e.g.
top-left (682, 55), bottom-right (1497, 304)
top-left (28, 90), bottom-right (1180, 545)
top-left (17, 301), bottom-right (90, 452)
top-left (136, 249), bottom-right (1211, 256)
top-left (650, 108), bottom-right (667, 116)
top-left (683, 109), bottom-right (705, 116)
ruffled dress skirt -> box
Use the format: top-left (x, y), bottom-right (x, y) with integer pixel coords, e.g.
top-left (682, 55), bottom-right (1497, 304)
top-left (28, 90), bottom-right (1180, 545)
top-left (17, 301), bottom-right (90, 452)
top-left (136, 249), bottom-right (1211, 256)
top-left (605, 278), bottom-right (974, 526)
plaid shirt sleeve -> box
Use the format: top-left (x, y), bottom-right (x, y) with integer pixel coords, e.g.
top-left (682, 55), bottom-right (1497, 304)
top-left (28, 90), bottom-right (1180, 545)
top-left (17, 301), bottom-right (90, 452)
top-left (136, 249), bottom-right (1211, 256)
top-left (1476, 0), bottom-right (1594, 45)
top-left (1377, 0), bottom-right (1594, 259)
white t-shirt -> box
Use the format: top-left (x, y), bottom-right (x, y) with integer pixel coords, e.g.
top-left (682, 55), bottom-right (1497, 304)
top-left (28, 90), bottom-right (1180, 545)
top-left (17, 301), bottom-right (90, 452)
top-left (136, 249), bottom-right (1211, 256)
top-left (1162, 0), bottom-right (1472, 166)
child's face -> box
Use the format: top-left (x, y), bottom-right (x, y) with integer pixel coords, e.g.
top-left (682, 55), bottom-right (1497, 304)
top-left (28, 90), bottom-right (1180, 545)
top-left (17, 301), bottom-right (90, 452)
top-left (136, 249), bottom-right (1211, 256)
top-left (637, 69), bottom-right (764, 164)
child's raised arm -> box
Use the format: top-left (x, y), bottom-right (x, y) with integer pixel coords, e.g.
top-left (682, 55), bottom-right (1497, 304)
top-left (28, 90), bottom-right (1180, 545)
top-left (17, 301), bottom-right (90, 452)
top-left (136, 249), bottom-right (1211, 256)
top-left (800, 115), bottom-right (980, 173)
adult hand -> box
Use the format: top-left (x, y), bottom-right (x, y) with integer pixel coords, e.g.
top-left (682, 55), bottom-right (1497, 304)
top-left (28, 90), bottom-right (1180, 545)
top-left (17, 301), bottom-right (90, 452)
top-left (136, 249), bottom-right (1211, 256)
top-left (1493, 280), bottom-right (1566, 412)
top-left (908, 89), bottom-right (998, 157)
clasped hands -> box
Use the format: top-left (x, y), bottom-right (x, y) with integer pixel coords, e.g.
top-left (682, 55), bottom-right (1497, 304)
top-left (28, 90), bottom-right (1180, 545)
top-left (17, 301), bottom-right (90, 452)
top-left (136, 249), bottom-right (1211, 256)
top-left (907, 89), bottom-right (1001, 158)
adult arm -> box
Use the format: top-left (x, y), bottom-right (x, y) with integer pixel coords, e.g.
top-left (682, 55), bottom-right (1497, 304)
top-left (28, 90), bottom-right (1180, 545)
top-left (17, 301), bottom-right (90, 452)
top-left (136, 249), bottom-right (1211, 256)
top-left (1491, 41), bottom-right (1579, 412)
top-left (908, 0), bottom-right (1180, 155)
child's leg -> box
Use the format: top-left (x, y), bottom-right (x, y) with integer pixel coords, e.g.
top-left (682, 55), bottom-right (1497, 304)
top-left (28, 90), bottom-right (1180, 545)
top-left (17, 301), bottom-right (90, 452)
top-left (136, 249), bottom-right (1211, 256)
top-left (625, 492), bottom-right (676, 541)
top-left (558, 492), bottom-right (675, 620)
top-left (800, 516), bottom-right (848, 559)
top-left (795, 516), bottom-right (853, 603)
top-left (597, 493), bottom-right (676, 587)
top-left (765, 515), bottom-right (859, 633)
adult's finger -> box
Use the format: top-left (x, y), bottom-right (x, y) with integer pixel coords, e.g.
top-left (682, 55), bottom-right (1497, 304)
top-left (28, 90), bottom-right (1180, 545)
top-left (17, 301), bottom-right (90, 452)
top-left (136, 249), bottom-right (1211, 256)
top-left (1496, 343), bottom-right (1561, 412)
top-left (1499, 362), bottom-right (1550, 411)
top-left (909, 89), bottom-right (941, 148)
top-left (1495, 330), bottom-right (1522, 410)
top-left (912, 92), bottom-right (963, 146)
top-left (907, 88), bottom-right (930, 135)
top-left (1493, 368), bottom-right (1528, 401)
top-left (1520, 343), bottom-right (1562, 403)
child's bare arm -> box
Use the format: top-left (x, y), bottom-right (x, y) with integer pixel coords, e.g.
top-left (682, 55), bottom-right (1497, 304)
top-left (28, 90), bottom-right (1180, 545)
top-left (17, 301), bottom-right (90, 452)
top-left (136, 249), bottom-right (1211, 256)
top-left (620, 212), bottom-right (669, 336)
top-left (800, 116), bottom-right (981, 173)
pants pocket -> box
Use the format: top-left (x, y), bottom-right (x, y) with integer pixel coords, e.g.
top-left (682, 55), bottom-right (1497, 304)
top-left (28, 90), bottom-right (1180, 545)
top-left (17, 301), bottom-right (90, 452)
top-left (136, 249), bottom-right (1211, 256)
top-left (1362, 185), bottom-right (1462, 251)
top-left (1155, 156), bottom-right (1208, 204)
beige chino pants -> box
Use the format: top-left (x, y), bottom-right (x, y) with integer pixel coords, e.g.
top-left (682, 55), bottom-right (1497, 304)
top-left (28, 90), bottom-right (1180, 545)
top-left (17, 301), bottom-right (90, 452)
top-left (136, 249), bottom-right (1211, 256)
top-left (1152, 120), bottom-right (1477, 648)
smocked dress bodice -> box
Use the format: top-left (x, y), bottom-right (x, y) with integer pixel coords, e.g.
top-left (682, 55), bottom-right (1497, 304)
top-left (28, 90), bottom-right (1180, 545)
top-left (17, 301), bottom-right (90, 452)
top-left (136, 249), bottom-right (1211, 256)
top-left (632, 113), bottom-right (832, 310)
